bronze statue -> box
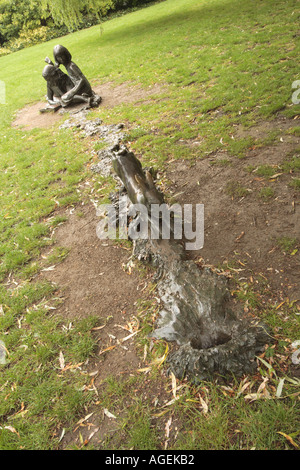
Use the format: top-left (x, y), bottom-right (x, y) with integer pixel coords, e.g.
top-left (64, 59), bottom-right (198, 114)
top-left (111, 145), bottom-right (164, 209)
top-left (41, 64), bottom-right (74, 112)
top-left (108, 144), bottom-right (272, 382)
top-left (41, 45), bottom-right (101, 112)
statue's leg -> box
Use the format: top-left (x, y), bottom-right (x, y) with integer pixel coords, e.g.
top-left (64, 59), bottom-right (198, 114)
top-left (60, 93), bottom-right (90, 108)
top-left (72, 94), bottom-right (91, 105)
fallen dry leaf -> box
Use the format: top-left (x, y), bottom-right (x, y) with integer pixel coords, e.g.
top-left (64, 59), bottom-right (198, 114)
top-left (61, 362), bottom-right (84, 372)
top-left (269, 173), bottom-right (282, 179)
top-left (92, 325), bottom-right (106, 331)
top-left (199, 395), bottom-right (209, 414)
top-left (277, 432), bottom-right (299, 449)
top-left (87, 427), bottom-right (99, 442)
top-left (59, 351), bottom-right (65, 370)
top-left (120, 330), bottom-right (140, 342)
top-left (235, 231), bottom-right (245, 242)
top-left (163, 396), bottom-right (180, 407)
top-left (103, 408), bottom-right (117, 419)
top-left (165, 417), bottom-right (172, 438)
top-left (76, 412), bottom-right (94, 426)
top-left (171, 372), bottom-right (177, 398)
top-left (153, 409), bottom-right (169, 418)
top-left (42, 265), bottom-right (56, 272)
top-left (137, 344), bottom-right (169, 373)
top-left (99, 345), bottom-right (116, 355)
top-left (0, 425), bottom-right (20, 437)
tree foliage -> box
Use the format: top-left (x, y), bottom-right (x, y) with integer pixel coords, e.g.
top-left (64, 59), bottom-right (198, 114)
top-left (0, 0), bottom-right (156, 51)
top-left (0, 0), bottom-right (45, 45)
top-left (40, 0), bottom-right (113, 30)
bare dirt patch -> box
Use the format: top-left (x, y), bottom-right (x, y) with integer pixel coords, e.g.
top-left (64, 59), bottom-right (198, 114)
top-left (12, 101), bottom-right (66, 130)
top-left (11, 81), bottom-right (165, 130)
top-left (40, 202), bottom-right (148, 366)
top-left (93, 81), bottom-right (164, 109)
top-left (39, 201), bottom-right (166, 448)
top-left (41, 203), bottom-right (142, 323)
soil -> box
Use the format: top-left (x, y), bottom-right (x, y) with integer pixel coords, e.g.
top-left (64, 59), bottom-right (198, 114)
top-left (42, 204), bottom-right (142, 326)
top-left (11, 81), bottom-right (164, 130)
top-left (12, 82), bottom-right (300, 448)
top-left (40, 202), bottom-right (166, 449)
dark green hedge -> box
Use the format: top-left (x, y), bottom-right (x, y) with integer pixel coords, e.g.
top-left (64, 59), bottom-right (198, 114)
top-left (0, 0), bottom-right (160, 51)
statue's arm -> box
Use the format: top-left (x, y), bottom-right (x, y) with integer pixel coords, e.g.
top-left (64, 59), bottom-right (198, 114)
top-left (67, 78), bottom-right (85, 97)
top-left (47, 84), bottom-right (54, 101)
top-left (65, 63), bottom-right (89, 97)
top-left (45, 57), bottom-right (54, 66)
top-left (46, 85), bottom-right (59, 105)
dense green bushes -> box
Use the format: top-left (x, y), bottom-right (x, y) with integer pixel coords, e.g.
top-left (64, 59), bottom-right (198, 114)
top-left (0, 0), bottom-right (158, 55)
top-left (0, 0), bottom-right (44, 46)
top-left (0, 0), bottom-right (67, 53)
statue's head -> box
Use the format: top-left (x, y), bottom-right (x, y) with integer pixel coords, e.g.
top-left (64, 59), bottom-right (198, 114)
top-left (53, 45), bottom-right (72, 66)
top-left (42, 64), bottom-right (58, 81)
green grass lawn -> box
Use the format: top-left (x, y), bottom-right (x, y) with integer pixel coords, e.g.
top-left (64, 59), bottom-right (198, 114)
top-left (0, 0), bottom-right (299, 450)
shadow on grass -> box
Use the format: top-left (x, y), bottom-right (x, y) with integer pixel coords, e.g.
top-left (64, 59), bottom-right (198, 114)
top-left (87, 0), bottom-right (283, 48)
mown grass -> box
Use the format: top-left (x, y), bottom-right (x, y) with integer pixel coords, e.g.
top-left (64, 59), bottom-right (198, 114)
top-left (0, 0), bottom-right (300, 450)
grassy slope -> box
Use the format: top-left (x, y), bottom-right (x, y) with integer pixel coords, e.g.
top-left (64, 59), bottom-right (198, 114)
top-left (0, 0), bottom-right (299, 450)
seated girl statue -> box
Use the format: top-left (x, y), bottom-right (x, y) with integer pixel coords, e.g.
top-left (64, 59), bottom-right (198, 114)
top-left (52, 45), bottom-right (101, 108)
